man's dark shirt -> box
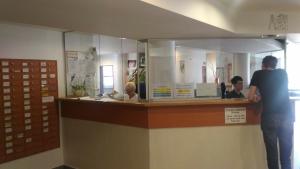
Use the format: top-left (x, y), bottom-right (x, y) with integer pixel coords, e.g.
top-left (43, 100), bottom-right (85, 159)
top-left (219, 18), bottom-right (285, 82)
top-left (250, 69), bottom-right (293, 123)
top-left (226, 90), bottom-right (245, 98)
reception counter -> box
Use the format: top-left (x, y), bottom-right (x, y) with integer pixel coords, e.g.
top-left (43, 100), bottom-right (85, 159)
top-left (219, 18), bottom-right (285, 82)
top-left (60, 98), bottom-right (267, 169)
top-left (60, 98), bottom-right (260, 128)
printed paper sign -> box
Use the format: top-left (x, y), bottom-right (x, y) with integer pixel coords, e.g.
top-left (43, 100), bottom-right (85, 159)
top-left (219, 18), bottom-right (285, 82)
top-left (225, 107), bottom-right (247, 124)
top-left (152, 84), bottom-right (172, 99)
top-left (175, 83), bottom-right (194, 98)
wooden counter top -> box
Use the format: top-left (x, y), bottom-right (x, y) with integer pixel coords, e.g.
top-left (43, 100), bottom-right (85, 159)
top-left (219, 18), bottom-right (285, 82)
top-left (59, 97), bottom-right (260, 128)
top-left (59, 97), bottom-right (252, 107)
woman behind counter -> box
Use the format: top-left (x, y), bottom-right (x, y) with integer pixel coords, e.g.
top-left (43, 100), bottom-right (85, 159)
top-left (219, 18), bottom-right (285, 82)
top-left (124, 82), bottom-right (138, 101)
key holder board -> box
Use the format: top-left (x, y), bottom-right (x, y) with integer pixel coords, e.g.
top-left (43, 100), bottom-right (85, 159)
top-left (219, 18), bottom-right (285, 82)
top-left (0, 59), bottom-right (59, 163)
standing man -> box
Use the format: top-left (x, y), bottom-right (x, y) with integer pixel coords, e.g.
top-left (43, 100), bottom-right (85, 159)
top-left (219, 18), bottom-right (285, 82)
top-left (248, 55), bottom-right (294, 169)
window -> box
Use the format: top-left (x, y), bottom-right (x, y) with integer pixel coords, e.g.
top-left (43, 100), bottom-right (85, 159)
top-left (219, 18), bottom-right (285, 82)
top-left (100, 65), bottom-right (114, 94)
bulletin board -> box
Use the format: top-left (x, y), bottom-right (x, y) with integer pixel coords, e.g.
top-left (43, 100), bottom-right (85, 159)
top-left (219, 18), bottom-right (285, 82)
top-left (0, 59), bottom-right (59, 164)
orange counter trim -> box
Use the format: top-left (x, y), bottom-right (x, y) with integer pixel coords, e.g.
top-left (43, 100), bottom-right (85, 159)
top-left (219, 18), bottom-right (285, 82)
top-left (60, 98), bottom-right (260, 128)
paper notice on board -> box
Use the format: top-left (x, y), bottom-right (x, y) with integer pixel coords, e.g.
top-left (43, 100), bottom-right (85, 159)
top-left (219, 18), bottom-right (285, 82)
top-left (175, 83), bottom-right (194, 98)
top-left (42, 96), bottom-right (54, 103)
top-left (152, 84), bottom-right (172, 99)
top-left (66, 51), bottom-right (79, 73)
top-left (225, 107), bottom-right (246, 124)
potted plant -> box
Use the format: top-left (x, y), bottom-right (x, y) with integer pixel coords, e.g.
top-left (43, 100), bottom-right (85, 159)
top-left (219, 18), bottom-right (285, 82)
top-left (71, 75), bottom-right (86, 97)
top-left (72, 84), bottom-right (86, 97)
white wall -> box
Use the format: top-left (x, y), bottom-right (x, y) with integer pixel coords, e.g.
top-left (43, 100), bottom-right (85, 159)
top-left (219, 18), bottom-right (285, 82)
top-left (62, 118), bottom-right (267, 169)
top-left (0, 23), bottom-right (64, 169)
top-left (175, 47), bottom-right (206, 84)
top-left (63, 118), bottom-right (150, 169)
top-left (149, 125), bottom-right (267, 169)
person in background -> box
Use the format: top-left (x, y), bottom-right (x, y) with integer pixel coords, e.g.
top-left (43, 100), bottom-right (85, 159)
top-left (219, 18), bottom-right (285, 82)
top-left (124, 82), bottom-right (138, 101)
top-left (248, 55), bottom-right (294, 169)
top-left (226, 76), bottom-right (245, 98)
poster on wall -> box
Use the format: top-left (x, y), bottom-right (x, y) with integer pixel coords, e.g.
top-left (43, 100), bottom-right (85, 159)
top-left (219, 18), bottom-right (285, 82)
top-left (65, 48), bottom-right (98, 97)
top-left (152, 83), bottom-right (172, 99)
top-left (175, 83), bottom-right (194, 98)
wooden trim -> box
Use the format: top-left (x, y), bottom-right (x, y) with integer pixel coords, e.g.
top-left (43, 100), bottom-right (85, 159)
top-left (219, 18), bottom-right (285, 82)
top-left (60, 98), bottom-right (260, 129)
top-left (61, 100), bottom-right (149, 128)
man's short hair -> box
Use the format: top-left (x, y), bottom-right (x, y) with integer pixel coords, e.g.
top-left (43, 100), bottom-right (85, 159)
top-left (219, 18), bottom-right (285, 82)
top-left (262, 55), bottom-right (278, 69)
top-left (231, 76), bottom-right (243, 85)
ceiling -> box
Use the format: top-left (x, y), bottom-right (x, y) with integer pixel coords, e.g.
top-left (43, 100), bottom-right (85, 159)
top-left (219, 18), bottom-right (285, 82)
top-left (0, 0), bottom-right (300, 41)
top-left (0, 0), bottom-right (234, 39)
top-left (176, 39), bottom-right (283, 53)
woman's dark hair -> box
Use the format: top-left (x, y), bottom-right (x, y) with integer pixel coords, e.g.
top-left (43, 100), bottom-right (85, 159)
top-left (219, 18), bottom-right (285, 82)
top-left (231, 76), bottom-right (243, 85)
top-left (262, 55), bottom-right (278, 69)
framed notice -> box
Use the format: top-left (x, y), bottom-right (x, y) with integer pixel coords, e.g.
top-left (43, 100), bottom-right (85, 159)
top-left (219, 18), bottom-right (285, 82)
top-left (225, 107), bottom-right (246, 124)
top-left (175, 83), bottom-right (194, 98)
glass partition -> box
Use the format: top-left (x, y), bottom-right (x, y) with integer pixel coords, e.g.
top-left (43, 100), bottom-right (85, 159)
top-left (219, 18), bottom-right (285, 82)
top-left (147, 38), bottom-right (285, 100)
top-left (64, 32), bottom-right (138, 99)
top-left (64, 33), bottom-right (285, 101)
top-left (148, 40), bottom-right (176, 100)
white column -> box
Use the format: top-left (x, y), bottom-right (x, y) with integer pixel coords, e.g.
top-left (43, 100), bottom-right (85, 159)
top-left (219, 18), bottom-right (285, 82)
top-left (232, 53), bottom-right (250, 85)
top-left (148, 40), bottom-right (176, 99)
